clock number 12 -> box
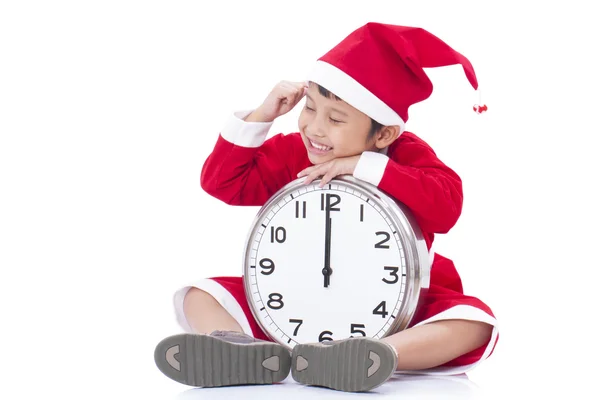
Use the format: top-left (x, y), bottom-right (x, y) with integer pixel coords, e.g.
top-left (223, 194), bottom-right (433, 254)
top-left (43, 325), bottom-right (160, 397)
top-left (321, 193), bottom-right (341, 211)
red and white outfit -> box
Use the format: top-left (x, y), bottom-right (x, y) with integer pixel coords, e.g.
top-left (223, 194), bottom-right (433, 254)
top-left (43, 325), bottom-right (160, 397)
top-left (173, 23), bottom-right (498, 375)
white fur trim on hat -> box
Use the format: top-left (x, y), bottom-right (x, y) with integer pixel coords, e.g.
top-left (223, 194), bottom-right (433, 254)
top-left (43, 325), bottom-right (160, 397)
top-left (307, 60), bottom-right (405, 132)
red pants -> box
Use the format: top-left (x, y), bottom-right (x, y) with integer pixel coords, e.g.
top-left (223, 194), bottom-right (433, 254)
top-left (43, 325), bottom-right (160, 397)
top-left (173, 253), bottom-right (499, 375)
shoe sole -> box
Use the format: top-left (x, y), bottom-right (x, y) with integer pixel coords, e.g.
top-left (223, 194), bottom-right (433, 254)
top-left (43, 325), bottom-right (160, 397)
top-left (291, 338), bottom-right (397, 392)
top-left (154, 333), bottom-right (291, 387)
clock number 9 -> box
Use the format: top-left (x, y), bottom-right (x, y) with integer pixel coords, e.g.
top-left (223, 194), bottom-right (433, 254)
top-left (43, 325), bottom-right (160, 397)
top-left (259, 258), bottom-right (275, 275)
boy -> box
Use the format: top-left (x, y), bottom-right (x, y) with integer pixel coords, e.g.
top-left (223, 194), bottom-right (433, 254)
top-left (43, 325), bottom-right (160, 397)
top-left (154, 22), bottom-right (498, 392)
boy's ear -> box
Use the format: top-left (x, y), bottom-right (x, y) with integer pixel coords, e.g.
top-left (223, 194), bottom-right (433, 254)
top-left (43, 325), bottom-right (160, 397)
top-left (375, 125), bottom-right (401, 149)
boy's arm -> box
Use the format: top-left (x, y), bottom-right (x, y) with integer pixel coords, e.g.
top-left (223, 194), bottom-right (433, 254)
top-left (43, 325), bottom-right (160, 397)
top-left (200, 110), bottom-right (305, 206)
top-left (353, 135), bottom-right (463, 234)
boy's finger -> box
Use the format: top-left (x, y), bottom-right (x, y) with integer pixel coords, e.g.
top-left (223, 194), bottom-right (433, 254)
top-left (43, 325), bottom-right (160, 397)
top-left (303, 170), bottom-right (320, 184)
top-left (277, 87), bottom-right (295, 100)
top-left (299, 87), bottom-right (307, 99)
top-left (318, 176), bottom-right (329, 188)
top-left (284, 81), bottom-right (305, 94)
top-left (297, 168), bottom-right (310, 177)
top-left (319, 170), bottom-right (337, 187)
top-left (297, 81), bottom-right (309, 90)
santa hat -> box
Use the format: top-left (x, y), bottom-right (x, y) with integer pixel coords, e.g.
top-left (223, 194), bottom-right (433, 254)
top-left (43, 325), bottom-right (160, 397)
top-left (306, 23), bottom-right (486, 133)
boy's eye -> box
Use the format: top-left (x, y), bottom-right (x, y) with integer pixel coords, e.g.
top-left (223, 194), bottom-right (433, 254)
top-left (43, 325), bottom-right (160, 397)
top-left (303, 106), bottom-right (343, 123)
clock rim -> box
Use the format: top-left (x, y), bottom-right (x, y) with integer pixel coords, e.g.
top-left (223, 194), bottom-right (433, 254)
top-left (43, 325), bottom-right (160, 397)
top-left (241, 175), bottom-right (431, 349)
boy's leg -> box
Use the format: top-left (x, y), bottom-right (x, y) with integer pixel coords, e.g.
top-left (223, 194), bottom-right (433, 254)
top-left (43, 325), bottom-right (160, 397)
top-left (380, 318), bottom-right (493, 371)
top-left (182, 287), bottom-right (244, 334)
top-left (384, 253), bottom-right (499, 375)
top-left (290, 317), bottom-right (494, 392)
top-left (154, 277), bottom-right (291, 388)
top-left (291, 253), bottom-right (499, 392)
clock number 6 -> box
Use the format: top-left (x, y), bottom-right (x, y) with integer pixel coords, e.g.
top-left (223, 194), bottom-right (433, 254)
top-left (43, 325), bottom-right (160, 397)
top-left (319, 330), bottom-right (333, 342)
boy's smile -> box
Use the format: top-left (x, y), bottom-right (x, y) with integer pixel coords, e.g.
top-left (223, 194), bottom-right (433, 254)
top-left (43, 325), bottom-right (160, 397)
top-left (298, 82), bottom-right (375, 165)
top-left (306, 137), bottom-right (332, 154)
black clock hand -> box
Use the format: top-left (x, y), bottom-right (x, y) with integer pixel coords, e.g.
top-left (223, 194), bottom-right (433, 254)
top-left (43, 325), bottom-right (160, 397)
top-left (323, 210), bottom-right (332, 288)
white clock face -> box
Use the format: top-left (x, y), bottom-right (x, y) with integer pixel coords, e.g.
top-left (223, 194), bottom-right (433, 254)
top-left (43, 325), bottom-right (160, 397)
top-left (245, 181), bottom-right (407, 347)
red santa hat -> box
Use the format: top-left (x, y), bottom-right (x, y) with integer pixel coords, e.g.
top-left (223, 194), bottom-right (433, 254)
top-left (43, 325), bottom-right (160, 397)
top-left (306, 23), bottom-right (486, 133)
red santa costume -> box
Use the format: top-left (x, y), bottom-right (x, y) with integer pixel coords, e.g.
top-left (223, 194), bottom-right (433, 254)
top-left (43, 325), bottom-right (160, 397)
top-left (173, 23), bottom-right (498, 375)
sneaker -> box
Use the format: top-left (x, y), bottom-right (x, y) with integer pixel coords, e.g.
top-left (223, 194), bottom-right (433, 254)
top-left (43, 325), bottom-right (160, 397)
top-left (291, 337), bottom-right (397, 392)
top-left (154, 330), bottom-right (291, 387)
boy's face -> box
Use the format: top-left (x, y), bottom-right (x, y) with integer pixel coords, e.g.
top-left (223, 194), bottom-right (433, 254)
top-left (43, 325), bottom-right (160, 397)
top-left (298, 83), bottom-right (378, 165)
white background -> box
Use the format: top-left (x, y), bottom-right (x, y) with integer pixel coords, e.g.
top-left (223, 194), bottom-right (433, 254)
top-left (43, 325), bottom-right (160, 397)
top-left (1, 1), bottom-right (598, 399)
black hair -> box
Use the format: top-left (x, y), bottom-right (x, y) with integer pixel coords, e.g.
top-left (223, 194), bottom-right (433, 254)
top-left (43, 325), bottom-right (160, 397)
top-left (313, 83), bottom-right (384, 140)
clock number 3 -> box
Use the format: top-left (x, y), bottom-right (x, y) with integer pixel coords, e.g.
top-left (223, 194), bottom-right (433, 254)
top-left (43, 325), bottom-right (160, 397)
top-left (382, 266), bottom-right (399, 284)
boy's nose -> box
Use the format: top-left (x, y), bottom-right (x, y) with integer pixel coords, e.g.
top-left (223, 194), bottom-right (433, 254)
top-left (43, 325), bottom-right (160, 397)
top-left (306, 122), bottom-right (326, 138)
top-left (307, 129), bottom-right (325, 138)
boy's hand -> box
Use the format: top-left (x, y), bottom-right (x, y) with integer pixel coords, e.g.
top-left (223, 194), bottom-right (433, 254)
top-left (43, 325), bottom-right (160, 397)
top-left (296, 155), bottom-right (361, 188)
top-left (247, 81), bottom-right (308, 122)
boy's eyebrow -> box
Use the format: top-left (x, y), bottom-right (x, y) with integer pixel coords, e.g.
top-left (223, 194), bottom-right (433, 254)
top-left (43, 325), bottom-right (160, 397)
top-left (330, 107), bottom-right (349, 117)
top-left (305, 94), bottom-right (349, 117)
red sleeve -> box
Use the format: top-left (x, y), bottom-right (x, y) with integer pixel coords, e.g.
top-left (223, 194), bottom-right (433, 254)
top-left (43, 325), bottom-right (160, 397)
top-left (353, 132), bottom-right (463, 234)
top-left (200, 116), bottom-right (308, 206)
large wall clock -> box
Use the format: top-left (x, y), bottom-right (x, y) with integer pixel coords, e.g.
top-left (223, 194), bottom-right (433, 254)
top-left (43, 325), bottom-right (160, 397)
top-left (242, 175), bottom-right (430, 349)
